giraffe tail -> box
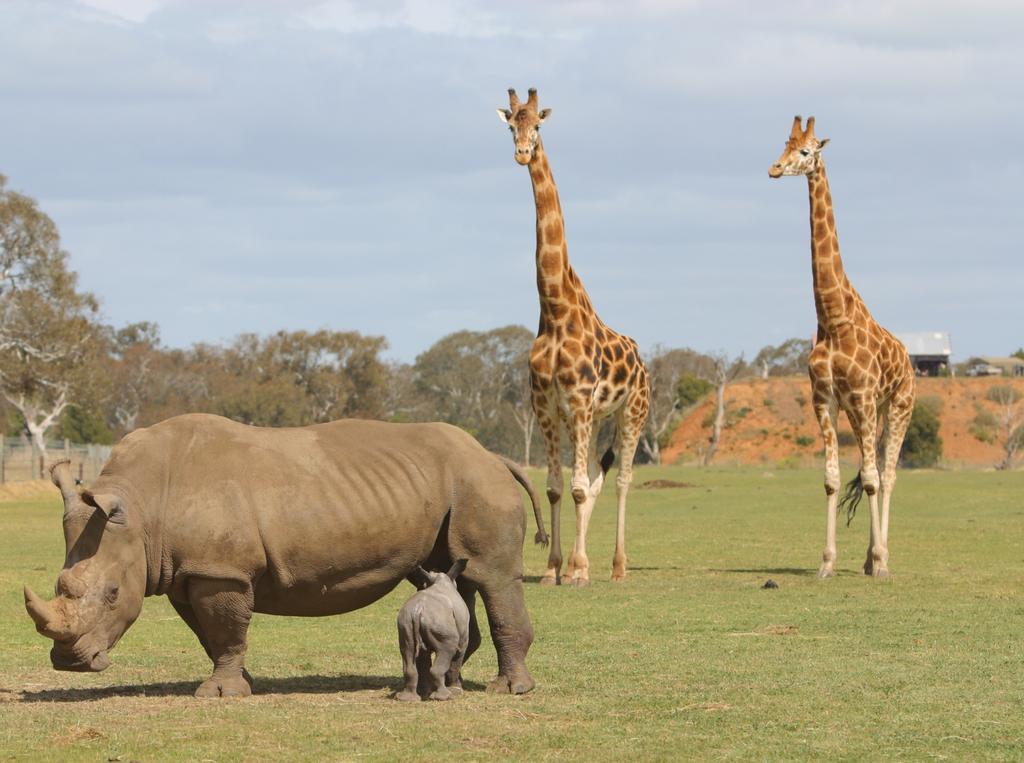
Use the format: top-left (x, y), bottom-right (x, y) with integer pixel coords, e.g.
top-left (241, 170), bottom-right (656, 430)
top-left (838, 474), bottom-right (864, 527)
top-left (495, 455), bottom-right (549, 547)
top-left (600, 447), bottom-right (615, 475)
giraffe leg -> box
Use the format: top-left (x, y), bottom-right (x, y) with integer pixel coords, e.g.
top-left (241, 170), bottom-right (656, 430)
top-left (813, 387), bottom-right (841, 578)
top-left (536, 404), bottom-right (563, 586)
top-left (568, 404), bottom-right (594, 505)
top-left (850, 398), bottom-right (885, 578)
top-left (611, 405), bottom-right (644, 582)
top-left (872, 390), bottom-right (913, 577)
top-left (566, 437), bottom-right (607, 587)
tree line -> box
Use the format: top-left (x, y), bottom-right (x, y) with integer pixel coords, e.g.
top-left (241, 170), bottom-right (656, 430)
top-left (2, 174), bottom-right (818, 465)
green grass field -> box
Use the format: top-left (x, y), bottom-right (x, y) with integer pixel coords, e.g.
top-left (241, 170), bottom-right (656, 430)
top-left (1, 466), bottom-right (1022, 761)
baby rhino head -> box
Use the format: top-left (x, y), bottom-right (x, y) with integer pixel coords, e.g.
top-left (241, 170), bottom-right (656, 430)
top-left (407, 559), bottom-right (468, 595)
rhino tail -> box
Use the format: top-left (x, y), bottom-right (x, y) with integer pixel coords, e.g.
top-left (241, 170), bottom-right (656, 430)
top-left (496, 455), bottom-right (548, 547)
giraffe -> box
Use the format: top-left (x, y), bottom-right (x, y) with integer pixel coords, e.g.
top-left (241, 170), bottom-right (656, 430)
top-left (497, 88), bottom-right (650, 587)
top-left (769, 115), bottom-right (915, 579)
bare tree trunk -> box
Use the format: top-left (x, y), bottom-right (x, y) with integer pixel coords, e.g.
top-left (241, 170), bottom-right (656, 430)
top-left (510, 405), bottom-right (536, 466)
top-left (5, 390), bottom-right (67, 469)
top-left (703, 378), bottom-right (726, 467)
top-left (640, 435), bottom-right (661, 465)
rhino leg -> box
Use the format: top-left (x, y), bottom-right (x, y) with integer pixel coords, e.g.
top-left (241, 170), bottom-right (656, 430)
top-left (477, 576), bottom-right (535, 695)
top-left (445, 579), bottom-right (479, 692)
top-left (188, 578), bottom-right (254, 699)
top-left (170, 597), bottom-right (213, 659)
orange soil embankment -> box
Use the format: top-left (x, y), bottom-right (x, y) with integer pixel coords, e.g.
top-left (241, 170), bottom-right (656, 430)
top-left (660, 376), bottom-right (1024, 468)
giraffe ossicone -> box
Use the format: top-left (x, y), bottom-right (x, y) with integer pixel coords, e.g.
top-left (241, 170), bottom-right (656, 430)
top-left (769, 115), bottom-right (915, 579)
top-left (497, 87), bottom-right (651, 586)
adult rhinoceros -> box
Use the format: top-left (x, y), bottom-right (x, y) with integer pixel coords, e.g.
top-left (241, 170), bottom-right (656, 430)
top-left (24, 414), bottom-right (546, 698)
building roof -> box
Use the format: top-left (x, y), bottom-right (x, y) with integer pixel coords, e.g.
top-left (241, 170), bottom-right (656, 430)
top-left (972, 356), bottom-right (1024, 368)
top-left (894, 332), bottom-right (952, 358)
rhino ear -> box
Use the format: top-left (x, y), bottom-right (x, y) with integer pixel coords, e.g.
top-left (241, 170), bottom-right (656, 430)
top-left (81, 491), bottom-right (126, 525)
top-left (447, 558), bottom-right (468, 581)
top-left (407, 566), bottom-right (432, 590)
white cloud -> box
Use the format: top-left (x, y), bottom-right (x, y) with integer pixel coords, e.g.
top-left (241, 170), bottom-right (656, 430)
top-left (295, 0), bottom-right (508, 37)
top-left (76, 0), bottom-right (165, 24)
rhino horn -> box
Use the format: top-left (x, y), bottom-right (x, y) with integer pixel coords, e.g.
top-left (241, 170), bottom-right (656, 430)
top-left (24, 586), bottom-right (75, 642)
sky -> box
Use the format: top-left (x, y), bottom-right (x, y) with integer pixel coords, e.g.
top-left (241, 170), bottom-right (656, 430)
top-left (1, 0), bottom-right (1021, 363)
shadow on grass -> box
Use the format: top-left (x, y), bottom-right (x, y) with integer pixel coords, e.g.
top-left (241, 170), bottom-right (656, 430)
top-left (523, 566), bottom-right (678, 584)
top-left (710, 567), bottom-right (860, 577)
top-left (10, 673), bottom-right (487, 702)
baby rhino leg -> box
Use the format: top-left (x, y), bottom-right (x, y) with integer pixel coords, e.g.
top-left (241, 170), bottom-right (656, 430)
top-left (395, 616), bottom-right (421, 702)
top-left (428, 637), bottom-right (457, 702)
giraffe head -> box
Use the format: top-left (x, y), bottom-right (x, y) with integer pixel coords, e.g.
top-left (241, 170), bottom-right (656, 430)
top-left (768, 116), bottom-right (830, 178)
top-left (496, 88), bottom-right (551, 165)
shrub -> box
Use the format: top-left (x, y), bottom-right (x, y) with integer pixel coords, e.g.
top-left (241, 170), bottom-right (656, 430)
top-left (795, 435), bottom-right (815, 447)
top-left (837, 431), bottom-right (858, 447)
top-left (900, 400), bottom-right (943, 468)
top-left (677, 374), bottom-right (714, 408)
top-left (970, 405), bottom-right (998, 443)
top-left (987, 386), bottom-right (1021, 405)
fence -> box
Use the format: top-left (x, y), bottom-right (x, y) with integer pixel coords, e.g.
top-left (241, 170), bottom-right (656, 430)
top-left (0, 437), bottom-right (112, 484)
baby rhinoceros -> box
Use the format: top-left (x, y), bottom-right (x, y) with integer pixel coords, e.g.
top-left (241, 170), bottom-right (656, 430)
top-left (396, 560), bottom-right (470, 701)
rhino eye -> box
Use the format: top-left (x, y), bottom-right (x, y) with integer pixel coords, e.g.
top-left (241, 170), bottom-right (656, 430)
top-left (104, 585), bottom-right (120, 605)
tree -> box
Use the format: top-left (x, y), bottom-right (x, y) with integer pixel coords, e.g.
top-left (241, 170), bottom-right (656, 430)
top-left (0, 175), bottom-right (104, 462)
top-left (986, 386), bottom-right (1024, 470)
top-left (640, 346), bottom-right (715, 464)
top-left (179, 330), bottom-right (390, 428)
top-left (752, 337), bottom-right (813, 378)
top-left (701, 353), bottom-right (746, 466)
top-left (412, 325), bottom-right (536, 462)
top-left (106, 321), bottom-right (162, 434)
top-left (257, 330), bottom-right (389, 421)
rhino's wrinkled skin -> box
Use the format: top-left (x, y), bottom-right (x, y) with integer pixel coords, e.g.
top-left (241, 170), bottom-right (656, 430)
top-left (396, 560), bottom-right (471, 702)
top-left (25, 414), bottom-right (544, 698)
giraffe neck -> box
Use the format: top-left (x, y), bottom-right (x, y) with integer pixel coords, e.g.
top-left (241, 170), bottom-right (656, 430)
top-left (528, 142), bottom-right (586, 331)
top-left (807, 162), bottom-right (856, 333)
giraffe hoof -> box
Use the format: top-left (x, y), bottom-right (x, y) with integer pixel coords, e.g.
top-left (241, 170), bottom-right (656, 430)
top-left (817, 566), bottom-right (835, 579)
top-left (538, 575), bottom-right (558, 586)
top-left (611, 572), bottom-right (627, 582)
top-left (871, 567), bottom-right (890, 579)
top-left (569, 576), bottom-right (591, 588)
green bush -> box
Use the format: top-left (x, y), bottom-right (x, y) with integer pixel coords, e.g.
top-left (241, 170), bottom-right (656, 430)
top-left (970, 405), bottom-right (998, 443)
top-left (900, 400), bottom-right (943, 468)
top-left (795, 435), bottom-right (815, 447)
top-left (986, 386), bottom-right (1021, 405)
top-left (837, 431), bottom-right (858, 447)
top-left (677, 374), bottom-right (714, 408)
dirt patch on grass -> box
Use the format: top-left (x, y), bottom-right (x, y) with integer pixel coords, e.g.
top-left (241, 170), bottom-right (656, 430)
top-left (730, 624), bottom-right (799, 637)
top-left (678, 701), bottom-right (731, 712)
top-left (49, 726), bottom-right (104, 746)
top-left (637, 479), bottom-right (696, 489)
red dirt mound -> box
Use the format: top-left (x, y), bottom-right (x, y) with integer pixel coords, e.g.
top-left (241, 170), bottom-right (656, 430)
top-left (661, 376), bottom-right (1024, 468)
